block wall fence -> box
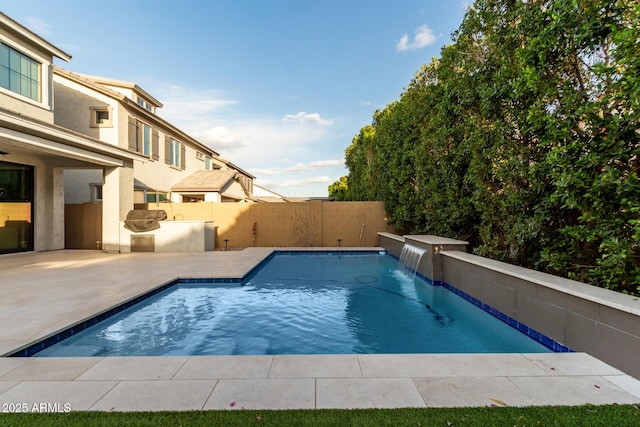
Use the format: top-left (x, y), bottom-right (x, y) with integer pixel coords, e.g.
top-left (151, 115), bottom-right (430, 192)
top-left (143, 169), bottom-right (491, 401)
top-left (66, 200), bottom-right (393, 250)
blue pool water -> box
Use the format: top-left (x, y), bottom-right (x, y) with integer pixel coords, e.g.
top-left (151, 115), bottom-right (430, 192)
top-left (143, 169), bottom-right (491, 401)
top-left (34, 253), bottom-right (552, 356)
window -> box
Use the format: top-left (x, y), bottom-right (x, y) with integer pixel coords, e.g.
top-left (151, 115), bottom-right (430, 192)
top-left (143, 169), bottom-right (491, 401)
top-left (146, 192), bottom-right (168, 204)
top-left (169, 138), bottom-right (181, 167)
top-left (164, 136), bottom-right (185, 169)
top-left (90, 107), bottom-right (112, 128)
top-left (135, 121), bottom-right (152, 157)
top-left (137, 96), bottom-right (152, 112)
top-left (0, 161), bottom-right (34, 253)
top-left (0, 43), bottom-right (40, 102)
top-left (205, 156), bottom-right (212, 170)
top-left (128, 118), bottom-right (158, 160)
top-left (142, 123), bottom-right (151, 156)
top-left (90, 183), bottom-right (102, 201)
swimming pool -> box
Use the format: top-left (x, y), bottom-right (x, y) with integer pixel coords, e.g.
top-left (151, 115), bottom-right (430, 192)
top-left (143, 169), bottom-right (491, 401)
top-left (31, 252), bottom-right (556, 356)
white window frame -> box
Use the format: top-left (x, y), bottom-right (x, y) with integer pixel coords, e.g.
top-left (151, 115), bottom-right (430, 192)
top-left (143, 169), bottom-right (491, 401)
top-left (169, 138), bottom-right (182, 168)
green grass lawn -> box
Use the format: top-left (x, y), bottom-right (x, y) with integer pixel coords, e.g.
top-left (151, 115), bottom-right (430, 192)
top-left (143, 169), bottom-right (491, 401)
top-left (1, 405), bottom-right (639, 427)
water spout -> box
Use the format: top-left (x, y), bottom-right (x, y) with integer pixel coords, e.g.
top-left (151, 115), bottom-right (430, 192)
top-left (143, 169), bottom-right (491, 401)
top-left (398, 244), bottom-right (427, 279)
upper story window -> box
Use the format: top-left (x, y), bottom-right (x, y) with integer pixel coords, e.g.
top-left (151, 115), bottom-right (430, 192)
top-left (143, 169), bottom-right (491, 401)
top-left (139, 122), bottom-right (151, 156)
top-left (0, 43), bottom-right (40, 102)
top-left (90, 107), bottom-right (112, 128)
top-left (127, 117), bottom-right (159, 160)
top-left (164, 136), bottom-right (185, 169)
top-left (168, 138), bottom-right (181, 167)
top-left (137, 96), bottom-right (153, 112)
top-left (205, 156), bottom-right (212, 170)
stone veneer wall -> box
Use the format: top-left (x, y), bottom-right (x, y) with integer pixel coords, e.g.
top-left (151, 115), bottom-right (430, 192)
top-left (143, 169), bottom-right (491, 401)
top-left (377, 232), bottom-right (640, 379)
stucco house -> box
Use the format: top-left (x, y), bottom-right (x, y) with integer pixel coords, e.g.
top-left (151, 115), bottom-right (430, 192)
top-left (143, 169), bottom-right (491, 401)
top-left (52, 69), bottom-right (254, 206)
top-left (0, 12), bottom-right (255, 254)
top-left (0, 12), bottom-right (145, 254)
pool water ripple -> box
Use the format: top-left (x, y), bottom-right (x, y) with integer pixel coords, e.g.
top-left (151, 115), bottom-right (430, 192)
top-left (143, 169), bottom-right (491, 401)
top-left (34, 253), bottom-right (552, 356)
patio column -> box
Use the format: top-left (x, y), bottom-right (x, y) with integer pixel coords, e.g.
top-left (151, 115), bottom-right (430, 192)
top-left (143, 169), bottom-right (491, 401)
top-left (102, 161), bottom-right (134, 253)
top-left (51, 167), bottom-right (65, 249)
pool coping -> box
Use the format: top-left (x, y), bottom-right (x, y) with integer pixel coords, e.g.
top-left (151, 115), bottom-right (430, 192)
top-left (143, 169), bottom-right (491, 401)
top-left (11, 248), bottom-right (568, 357)
top-left (0, 249), bottom-right (639, 411)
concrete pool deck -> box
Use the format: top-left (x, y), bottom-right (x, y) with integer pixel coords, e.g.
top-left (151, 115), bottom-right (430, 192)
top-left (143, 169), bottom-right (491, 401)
top-left (0, 249), bottom-right (639, 411)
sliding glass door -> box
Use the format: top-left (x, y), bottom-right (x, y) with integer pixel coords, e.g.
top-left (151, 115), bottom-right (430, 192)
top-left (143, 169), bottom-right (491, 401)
top-left (0, 161), bottom-right (34, 253)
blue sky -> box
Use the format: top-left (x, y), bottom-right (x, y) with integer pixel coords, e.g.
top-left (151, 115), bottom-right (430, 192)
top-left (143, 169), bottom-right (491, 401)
top-left (1, 1), bottom-right (467, 197)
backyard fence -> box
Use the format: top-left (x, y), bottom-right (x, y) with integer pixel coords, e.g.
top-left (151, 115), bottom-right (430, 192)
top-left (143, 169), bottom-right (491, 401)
top-left (66, 200), bottom-right (393, 250)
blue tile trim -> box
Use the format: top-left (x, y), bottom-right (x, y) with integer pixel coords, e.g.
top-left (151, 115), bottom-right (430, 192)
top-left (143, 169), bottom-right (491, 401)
top-left (392, 253), bottom-right (572, 353)
top-left (11, 250), bottom-right (570, 357)
top-left (10, 279), bottom-right (180, 357)
top-left (179, 277), bottom-right (241, 284)
top-left (274, 250), bottom-right (384, 255)
top-left (439, 281), bottom-right (573, 353)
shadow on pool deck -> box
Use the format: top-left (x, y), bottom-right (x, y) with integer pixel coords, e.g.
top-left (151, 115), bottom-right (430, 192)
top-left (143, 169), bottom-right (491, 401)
top-left (0, 249), bottom-right (638, 411)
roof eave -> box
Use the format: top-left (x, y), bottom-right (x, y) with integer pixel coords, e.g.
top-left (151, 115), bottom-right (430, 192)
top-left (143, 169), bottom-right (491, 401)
top-left (0, 12), bottom-right (71, 62)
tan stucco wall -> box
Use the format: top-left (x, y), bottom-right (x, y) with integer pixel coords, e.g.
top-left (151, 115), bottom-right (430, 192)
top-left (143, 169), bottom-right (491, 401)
top-left (135, 200), bottom-right (392, 249)
top-left (53, 78), bottom-right (120, 143)
top-left (64, 169), bottom-right (102, 204)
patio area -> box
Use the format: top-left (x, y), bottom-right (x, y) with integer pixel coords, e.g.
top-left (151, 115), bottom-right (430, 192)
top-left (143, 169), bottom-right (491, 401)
top-left (0, 249), bottom-right (639, 411)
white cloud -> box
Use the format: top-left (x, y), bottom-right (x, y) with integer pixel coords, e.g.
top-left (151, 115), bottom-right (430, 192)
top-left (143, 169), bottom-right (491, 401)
top-left (155, 86), bottom-right (331, 159)
top-left (156, 85), bottom-right (239, 125)
top-left (396, 24), bottom-right (438, 51)
top-left (279, 176), bottom-right (333, 187)
top-left (285, 159), bottom-right (345, 173)
top-left (26, 17), bottom-right (51, 36)
top-left (283, 112), bottom-right (333, 126)
top-left (248, 168), bottom-right (281, 176)
top-left (202, 126), bottom-right (248, 152)
top-left (149, 82), bottom-right (345, 196)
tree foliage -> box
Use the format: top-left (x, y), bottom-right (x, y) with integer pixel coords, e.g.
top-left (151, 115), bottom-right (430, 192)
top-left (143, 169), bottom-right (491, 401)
top-left (330, 0), bottom-right (640, 295)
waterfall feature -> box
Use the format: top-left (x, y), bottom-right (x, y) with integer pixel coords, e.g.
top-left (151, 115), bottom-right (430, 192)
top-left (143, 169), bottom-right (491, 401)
top-left (398, 244), bottom-right (427, 278)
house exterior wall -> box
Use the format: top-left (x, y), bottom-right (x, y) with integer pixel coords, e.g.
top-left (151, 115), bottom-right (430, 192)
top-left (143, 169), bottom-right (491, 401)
top-left (133, 140), bottom-right (205, 193)
top-left (54, 71), bottom-right (252, 205)
top-left (0, 13), bottom-right (142, 255)
top-left (53, 78), bottom-right (120, 143)
top-left (54, 68), bottom-right (252, 209)
top-left (64, 169), bottom-right (102, 203)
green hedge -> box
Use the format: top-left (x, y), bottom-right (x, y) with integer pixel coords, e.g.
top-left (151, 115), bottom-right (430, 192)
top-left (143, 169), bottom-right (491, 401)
top-left (331, 0), bottom-right (640, 295)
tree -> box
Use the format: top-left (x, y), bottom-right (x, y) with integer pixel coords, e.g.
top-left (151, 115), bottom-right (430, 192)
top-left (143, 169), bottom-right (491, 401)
top-left (339, 0), bottom-right (640, 294)
top-left (344, 125), bottom-right (378, 201)
top-left (328, 176), bottom-right (349, 201)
